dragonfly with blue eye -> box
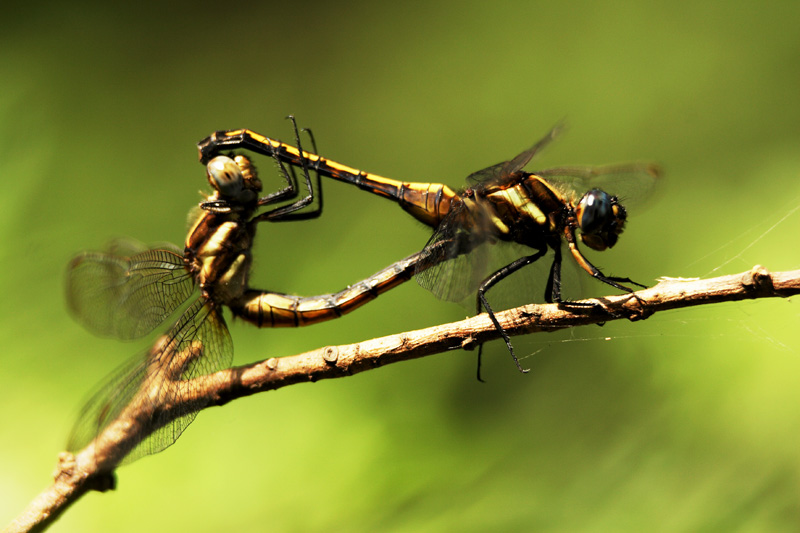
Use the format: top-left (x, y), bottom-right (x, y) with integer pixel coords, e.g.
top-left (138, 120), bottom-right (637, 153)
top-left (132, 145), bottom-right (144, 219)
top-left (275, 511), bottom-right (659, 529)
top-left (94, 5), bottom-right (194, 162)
top-left (65, 121), bottom-right (426, 468)
top-left (198, 122), bottom-right (661, 378)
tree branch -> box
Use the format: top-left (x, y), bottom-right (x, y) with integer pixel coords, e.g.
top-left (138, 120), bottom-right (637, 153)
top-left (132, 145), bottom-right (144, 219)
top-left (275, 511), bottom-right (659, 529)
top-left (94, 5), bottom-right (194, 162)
top-left (6, 265), bottom-right (799, 533)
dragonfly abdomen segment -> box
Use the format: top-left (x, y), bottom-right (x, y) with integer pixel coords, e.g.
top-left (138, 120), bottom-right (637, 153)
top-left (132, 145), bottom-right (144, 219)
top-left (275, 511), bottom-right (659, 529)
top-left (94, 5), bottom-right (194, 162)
top-left (198, 128), bottom-right (458, 229)
top-left (395, 182), bottom-right (457, 228)
top-left (308, 158), bottom-right (457, 228)
top-left (232, 252), bottom-right (422, 328)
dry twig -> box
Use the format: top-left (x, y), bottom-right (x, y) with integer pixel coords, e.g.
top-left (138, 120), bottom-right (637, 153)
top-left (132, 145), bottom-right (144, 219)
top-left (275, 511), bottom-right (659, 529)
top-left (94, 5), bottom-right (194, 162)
top-left (5, 265), bottom-right (799, 533)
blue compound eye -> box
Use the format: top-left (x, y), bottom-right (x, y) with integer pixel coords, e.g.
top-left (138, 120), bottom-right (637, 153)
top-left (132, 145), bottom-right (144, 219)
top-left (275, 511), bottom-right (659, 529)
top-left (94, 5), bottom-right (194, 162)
top-left (577, 189), bottom-right (612, 235)
top-left (206, 156), bottom-right (245, 199)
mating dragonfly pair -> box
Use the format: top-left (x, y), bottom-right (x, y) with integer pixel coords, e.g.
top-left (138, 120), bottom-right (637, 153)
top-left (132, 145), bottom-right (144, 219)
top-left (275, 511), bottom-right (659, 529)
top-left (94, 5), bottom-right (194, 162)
top-left (66, 118), bottom-right (659, 466)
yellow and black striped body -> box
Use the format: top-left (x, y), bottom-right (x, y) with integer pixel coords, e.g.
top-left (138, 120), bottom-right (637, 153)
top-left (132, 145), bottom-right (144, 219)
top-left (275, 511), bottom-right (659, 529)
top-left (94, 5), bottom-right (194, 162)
top-left (66, 142), bottom-right (432, 465)
top-left (184, 205), bottom-right (256, 307)
top-left (235, 252), bottom-right (420, 328)
top-left (185, 155), bottom-right (421, 328)
top-left (198, 130), bottom-right (576, 251)
top-left (197, 127), bottom-right (655, 290)
top-left (196, 124), bottom-right (656, 378)
top-left (472, 173), bottom-right (569, 248)
top-left (199, 129), bottom-right (458, 228)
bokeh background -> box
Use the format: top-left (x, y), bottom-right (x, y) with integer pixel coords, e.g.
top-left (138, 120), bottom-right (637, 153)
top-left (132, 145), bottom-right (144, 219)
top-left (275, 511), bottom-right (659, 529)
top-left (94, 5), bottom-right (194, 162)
top-left (2, 1), bottom-right (799, 531)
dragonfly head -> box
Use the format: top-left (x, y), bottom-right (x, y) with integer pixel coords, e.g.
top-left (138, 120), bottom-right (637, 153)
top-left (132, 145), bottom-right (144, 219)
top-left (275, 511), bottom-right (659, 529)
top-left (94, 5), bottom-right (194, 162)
top-left (206, 155), bottom-right (261, 205)
top-left (575, 189), bottom-right (627, 251)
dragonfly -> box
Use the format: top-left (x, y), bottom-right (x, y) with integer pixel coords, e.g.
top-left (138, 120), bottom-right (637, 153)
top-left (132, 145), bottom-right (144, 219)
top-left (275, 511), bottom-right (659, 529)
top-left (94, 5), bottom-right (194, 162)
top-left (66, 123), bottom-right (423, 467)
top-left (197, 122), bottom-right (661, 377)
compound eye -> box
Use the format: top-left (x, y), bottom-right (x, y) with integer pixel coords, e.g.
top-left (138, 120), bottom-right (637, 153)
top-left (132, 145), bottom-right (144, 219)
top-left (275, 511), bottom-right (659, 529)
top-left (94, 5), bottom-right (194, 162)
top-left (207, 156), bottom-right (245, 199)
top-left (577, 189), bottom-right (612, 235)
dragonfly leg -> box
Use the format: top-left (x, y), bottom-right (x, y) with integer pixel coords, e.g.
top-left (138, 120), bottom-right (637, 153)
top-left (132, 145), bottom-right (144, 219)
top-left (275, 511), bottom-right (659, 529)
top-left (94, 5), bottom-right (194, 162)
top-left (254, 116), bottom-right (323, 222)
top-left (475, 249), bottom-right (548, 376)
top-left (546, 245), bottom-right (598, 312)
top-left (603, 274), bottom-right (647, 289)
top-left (561, 236), bottom-right (648, 318)
top-left (545, 244), bottom-right (563, 303)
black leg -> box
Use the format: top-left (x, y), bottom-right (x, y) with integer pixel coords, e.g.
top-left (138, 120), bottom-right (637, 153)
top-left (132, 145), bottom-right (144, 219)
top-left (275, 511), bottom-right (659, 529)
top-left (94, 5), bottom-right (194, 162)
top-left (255, 157), bottom-right (300, 206)
top-left (267, 120), bottom-right (324, 221)
top-left (254, 116), bottom-right (322, 222)
top-left (545, 244), bottom-right (562, 303)
top-left (603, 274), bottom-right (647, 289)
top-left (475, 249), bottom-right (548, 377)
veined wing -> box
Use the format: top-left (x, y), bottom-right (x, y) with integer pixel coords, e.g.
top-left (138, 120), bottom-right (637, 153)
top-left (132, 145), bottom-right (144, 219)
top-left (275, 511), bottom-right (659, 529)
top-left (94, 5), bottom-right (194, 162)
top-left (66, 240), bottom-right (195, 340)
top-left (67, 299), bottom-right (232, 466)
top-left (465, 123), bottom-right (564, 187)
top-left (415, 204), bottom-right (499, 303)
top-left (537, 163), bottom-right (661, 212)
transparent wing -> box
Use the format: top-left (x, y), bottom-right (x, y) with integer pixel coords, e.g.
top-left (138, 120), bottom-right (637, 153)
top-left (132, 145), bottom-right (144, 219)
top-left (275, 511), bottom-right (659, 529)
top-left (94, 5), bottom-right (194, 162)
top-left (536, 163), bottom-right (661, 212)
top-left (464, 162), bottom-right (506, 188)
top-left (415, 226), bottom-right (477, 303)
top-left (415, 206), bottom-right (497, 303)
top-left (466, 123), bottom-right (564, 187)
top-left (67, 299), bottom-right (233, 466)
top-left (66, 240), bottom-right (195, 340)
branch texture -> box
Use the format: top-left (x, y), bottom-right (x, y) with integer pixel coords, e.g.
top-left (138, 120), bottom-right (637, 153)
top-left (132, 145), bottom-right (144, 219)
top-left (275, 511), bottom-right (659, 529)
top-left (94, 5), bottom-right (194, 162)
top-left (6, 265), bottom-right (799, 533)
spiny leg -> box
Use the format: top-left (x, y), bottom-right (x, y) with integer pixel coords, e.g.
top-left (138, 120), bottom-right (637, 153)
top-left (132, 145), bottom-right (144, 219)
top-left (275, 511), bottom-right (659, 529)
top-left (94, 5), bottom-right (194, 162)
top-left (546, 244), bottom-right (596, 310)
top-left (256, 116), bottom-right (323, 222)
top-left (268, 118), bottom-right (324, 221)
top-left (545, 244), bottom-right (562, 303)
top-left (563, 238), bottom-right (647, 317)
top-left (603, 274), bottom-right (647, 289)
top-left (475, 248), bottom-right (548, 379)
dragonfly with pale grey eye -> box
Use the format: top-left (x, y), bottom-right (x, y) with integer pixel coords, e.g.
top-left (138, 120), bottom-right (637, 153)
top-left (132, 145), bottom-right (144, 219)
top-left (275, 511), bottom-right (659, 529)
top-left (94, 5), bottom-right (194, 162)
top-left (65, 122), bottom-right (424, 467)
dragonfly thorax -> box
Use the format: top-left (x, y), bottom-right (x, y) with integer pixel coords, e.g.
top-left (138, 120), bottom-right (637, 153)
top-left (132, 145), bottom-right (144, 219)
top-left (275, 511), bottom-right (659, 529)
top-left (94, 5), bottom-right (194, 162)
top-left (186, 216), bottom-right (254, 305)
top-left (186, 161), bottom-right (257, 306)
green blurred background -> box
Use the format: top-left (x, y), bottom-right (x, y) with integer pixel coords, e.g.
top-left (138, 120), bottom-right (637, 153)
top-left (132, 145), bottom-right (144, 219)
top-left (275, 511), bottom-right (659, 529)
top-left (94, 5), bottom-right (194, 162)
top-left (2, 1), bottom-right (799, 531)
